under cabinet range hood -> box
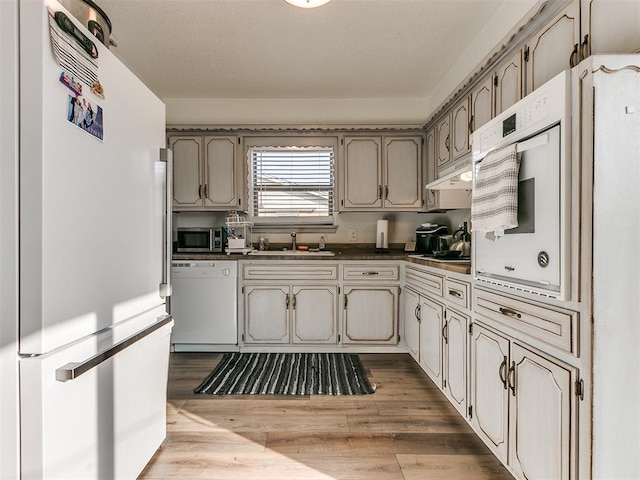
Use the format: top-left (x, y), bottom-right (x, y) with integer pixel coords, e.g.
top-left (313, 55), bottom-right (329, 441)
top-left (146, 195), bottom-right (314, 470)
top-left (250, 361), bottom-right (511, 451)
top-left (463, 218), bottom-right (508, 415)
top-left (425, 159), bottom-right (473, 190)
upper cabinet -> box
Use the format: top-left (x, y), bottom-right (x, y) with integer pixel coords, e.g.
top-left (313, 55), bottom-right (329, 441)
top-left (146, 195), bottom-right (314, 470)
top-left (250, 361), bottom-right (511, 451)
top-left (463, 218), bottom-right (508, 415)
top-left (384, 136), bottom-right (423, 210)
top-left (525, 0), bottom-right (580, 95)
top-left (435, 116), bottom-right (452, 174)
top-left (451, 96), bottom-right (471, 162)
top-left (169, 135), bottom-right (242, 211)
top-left (580, 0), bottom-right (640, 57)
top-left (341, 135), bottom-right (423, 211)
top-left (495, 49), bottom-right (524, 116)
top-left (470, 76), bottom-right (493, 135)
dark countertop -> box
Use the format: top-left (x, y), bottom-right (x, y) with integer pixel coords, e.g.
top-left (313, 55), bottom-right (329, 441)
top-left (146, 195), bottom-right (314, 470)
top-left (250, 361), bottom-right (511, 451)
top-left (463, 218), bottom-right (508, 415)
top-left (173, 245), bottom-right (471, 275)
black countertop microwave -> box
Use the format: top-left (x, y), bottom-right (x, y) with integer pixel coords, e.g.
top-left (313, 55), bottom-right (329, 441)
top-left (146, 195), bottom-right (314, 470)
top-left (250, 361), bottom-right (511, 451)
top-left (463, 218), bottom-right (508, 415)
top-left (176, 227), bottom-right (225, 253)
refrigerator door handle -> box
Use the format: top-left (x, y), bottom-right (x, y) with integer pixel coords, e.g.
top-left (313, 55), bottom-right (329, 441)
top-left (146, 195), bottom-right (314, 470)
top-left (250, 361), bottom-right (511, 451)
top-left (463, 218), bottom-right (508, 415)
top-left (55, 315), bottom-right (173, 382)
top-left (159, 148), bottom-right (173, 298)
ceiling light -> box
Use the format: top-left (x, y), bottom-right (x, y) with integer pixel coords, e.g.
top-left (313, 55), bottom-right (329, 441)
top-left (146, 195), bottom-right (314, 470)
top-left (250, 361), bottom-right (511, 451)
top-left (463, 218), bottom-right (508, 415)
top-left (284, 0), bottom-right (332, 8)
top-left (459, 170), bottom-right (473, 182)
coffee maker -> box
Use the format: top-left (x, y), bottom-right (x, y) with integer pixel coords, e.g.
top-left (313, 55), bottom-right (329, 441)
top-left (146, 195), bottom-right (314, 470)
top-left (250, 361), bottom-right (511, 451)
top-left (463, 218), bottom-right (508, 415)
top-left (415, 224), bottom-right (449, 255)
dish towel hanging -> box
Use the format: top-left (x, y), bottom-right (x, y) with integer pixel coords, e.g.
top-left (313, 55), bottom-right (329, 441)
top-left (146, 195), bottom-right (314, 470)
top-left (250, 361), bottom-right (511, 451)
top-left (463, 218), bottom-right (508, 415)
top-left (471, 143), bottom-right (521, 240)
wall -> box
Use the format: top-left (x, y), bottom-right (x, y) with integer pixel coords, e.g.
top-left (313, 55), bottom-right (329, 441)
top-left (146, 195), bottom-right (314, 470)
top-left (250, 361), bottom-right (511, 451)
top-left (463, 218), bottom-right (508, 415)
top-left (0, 0), bottom-right (20, 478)
top-left (164, 2), bottom-right (538, 126)
top-left (166, 97), bottom-right (432, 126)
top-left (423, 0), bottom-right (538, 118)
top-left (174, 209), bottom-right (470, 248)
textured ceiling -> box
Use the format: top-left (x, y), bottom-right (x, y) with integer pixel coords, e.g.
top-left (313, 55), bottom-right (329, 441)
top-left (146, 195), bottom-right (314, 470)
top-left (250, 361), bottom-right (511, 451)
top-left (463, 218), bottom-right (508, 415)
top-left (96, 0), bottom-right (515, 101)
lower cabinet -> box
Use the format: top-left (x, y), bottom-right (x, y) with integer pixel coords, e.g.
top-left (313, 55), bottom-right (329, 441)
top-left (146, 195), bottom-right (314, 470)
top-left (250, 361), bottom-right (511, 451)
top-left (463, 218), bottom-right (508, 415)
top-left (403, 288), bottom-right (421, 361)
top-left (241, 262), bottom-right (401, 348)
top-left (244, 284), bottom-right (338, 345)
top-left (403, 265), bottom-right (469, 416)
top-left (443, 308), bottom-right (468, 417)
top-left (342, 285), bottom-right (398, 344)
top-left (292, 286), bottom-right (338, 344)
top-left (470, 322), bottom-right (578, 480)
top-left (418, 295), bottom-right (444, 387)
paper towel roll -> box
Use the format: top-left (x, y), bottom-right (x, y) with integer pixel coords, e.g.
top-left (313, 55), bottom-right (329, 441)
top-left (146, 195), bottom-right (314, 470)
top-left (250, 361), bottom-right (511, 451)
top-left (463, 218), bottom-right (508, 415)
top-left (376, 220), bottom-right (389, 249)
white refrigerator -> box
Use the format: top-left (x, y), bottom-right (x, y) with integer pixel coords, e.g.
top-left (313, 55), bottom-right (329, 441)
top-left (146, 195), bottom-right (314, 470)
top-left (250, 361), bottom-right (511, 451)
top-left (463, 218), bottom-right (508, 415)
top-left (16, 0), bottom-right (173, 478)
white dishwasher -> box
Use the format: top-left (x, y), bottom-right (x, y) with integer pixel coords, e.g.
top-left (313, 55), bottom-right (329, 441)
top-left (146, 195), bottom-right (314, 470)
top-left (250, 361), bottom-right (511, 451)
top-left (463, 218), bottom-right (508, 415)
top-left (170, 260), bottom-right (238, 351)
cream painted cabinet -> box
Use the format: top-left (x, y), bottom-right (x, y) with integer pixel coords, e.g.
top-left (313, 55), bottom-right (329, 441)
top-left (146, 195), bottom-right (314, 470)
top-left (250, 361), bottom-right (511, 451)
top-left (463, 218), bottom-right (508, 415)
top-left (580, 0), bottom-right (640, 58)
top-left (170, 135), bottom-right (242, 211)
top-left (243, 285), bottom-right (290, 344)
top-left (170, 136), bottom-right (202, 209)
top-left (418, 295), bottom-right (444, 387)
top-left (443, 308), bottom-right (468, 417)
top-left (470, 323), bottom-right (509, 463)
top-left (525, 0), bottom-right (580, 95)
top-left (450, 96), bottom-right (471, 162)
top-left (424, 128), bottom-right (439, 211)
top-left (508, 343), bottom-right (575, 480)
top-left (342, 137), bottom-right (382, 210)
top-left (424, 127), bottom-right (470, 211)
top-left (435, 115), bottom-right (452, 174)
top-left (383, 137), bottom-right (423, 209)
top-left (403, 288), bottom-right (421, 362)
top-left (342, 135), bottom-right (423, 211)
top-left (241, 263), bottom-right (339, 346)
top-left (342, 285), bottom-right (399, 344)
top-left (244, 284), bottom-right (338, 345)
top-left (471, 322), bottom-right (578, 480)
top-left (495, 49), bottom-right (523, 115)
top-left (470, 74), bottom-right (494, 134)
top-left (292, 286), bottom-right (338, 344)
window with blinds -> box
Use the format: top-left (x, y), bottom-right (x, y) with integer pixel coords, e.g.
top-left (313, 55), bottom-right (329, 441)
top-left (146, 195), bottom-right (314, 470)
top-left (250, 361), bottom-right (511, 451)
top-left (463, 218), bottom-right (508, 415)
top-left (249, 146), bottom-right (335, 224)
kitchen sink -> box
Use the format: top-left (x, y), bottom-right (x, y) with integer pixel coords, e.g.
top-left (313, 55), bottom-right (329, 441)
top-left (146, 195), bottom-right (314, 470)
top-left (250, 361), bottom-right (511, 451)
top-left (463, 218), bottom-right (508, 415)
top-left (247, 250), bottom-right (335, 256)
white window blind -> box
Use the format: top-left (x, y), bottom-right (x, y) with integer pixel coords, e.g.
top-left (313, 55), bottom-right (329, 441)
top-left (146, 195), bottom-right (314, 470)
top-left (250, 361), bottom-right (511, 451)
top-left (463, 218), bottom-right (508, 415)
top-left (249, 146), bottom-right (335, 224)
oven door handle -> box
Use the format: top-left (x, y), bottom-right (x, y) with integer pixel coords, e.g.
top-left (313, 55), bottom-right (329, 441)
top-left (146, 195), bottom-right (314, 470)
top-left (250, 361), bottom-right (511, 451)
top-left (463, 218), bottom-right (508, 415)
top-left (516, 133), bottom-right (549, 153)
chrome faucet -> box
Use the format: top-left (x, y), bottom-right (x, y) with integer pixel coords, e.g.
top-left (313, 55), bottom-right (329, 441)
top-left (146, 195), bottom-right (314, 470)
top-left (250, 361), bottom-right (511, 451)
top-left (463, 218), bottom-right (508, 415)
top-left (290, 232), bottom-right (297, 251)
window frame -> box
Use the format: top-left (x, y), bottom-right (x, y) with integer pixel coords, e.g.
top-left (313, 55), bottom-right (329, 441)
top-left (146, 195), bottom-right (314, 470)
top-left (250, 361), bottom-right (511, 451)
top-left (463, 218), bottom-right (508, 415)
top-left (245, 136), bottom-right (338, 227)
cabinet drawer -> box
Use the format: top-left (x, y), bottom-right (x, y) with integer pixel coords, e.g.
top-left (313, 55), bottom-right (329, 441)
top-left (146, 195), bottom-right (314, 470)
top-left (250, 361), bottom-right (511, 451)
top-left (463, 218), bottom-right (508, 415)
top-left (342, 264), bottom-right (399, 282)
top-left (243, 263), bottom-right (338, 281)
top-left (445, 278), bottom-right (470, 309)
top-left (473, 287), bottom-right (577, 354)
top-left (405, 265), bottom-right (444, 297)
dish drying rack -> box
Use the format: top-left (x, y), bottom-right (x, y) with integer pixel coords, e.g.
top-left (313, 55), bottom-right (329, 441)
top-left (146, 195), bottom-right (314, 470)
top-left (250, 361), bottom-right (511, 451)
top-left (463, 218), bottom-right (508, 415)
top-left (224, 213), bottom-right (253, 254)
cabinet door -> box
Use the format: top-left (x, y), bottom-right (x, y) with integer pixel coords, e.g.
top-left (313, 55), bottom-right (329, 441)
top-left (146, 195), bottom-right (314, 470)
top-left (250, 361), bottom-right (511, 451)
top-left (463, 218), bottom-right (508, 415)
top-left (343, 286), bottom-right (398, 344)
top-left (471, 76), bottom-right (493, 134)
top-left (418, 296), bottom-right (444, 387)
top-left (383, 137), bottom-right (423, 210)
top-left (424, 128), bottom-right (440, 211)
top-left (451, 96), bottom-right (471, 161)
top-left (495, 50), bottom-right (523, 115)
top-left (525, 1), bottom-right (580, 95)
top-left (470, 324), bottom-right (509, 464)
top-left (342, 137), bottom-right (382, 210)
top-left (403, 288), bottom-right (421, 362)
top-left (435, 115), bottom-right (452, 174)
top-left (581, 0), bottom-right (640, 57)
top-left (509, 343), bottom-right (576, 480)
top-left (244, 285), bottom-right (290, 344)
top-left (292, 286), bottom-right (338, 344)
top-left (443, 309), bottom-right (468, 417)
top-left (203, 136), bottom-right (240, 208)
top-left (170, 136), bottom-right (203, 209)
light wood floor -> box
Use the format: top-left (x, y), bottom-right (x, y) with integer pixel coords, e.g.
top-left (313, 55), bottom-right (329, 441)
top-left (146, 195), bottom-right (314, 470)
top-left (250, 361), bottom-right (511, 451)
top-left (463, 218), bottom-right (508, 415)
top-left (139, 352), bottom-right (513, 480)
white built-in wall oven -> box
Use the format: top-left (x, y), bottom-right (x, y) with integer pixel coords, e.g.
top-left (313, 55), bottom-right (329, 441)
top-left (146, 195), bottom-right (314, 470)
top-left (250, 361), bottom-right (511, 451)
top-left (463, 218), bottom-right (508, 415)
top-left (471, 70), bottom-right (571, 300)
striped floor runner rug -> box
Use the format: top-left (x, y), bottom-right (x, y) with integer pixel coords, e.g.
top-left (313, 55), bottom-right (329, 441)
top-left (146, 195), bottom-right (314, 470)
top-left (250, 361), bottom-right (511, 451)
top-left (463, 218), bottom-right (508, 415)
top-left (194, 352), bottom-right (376, 395)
